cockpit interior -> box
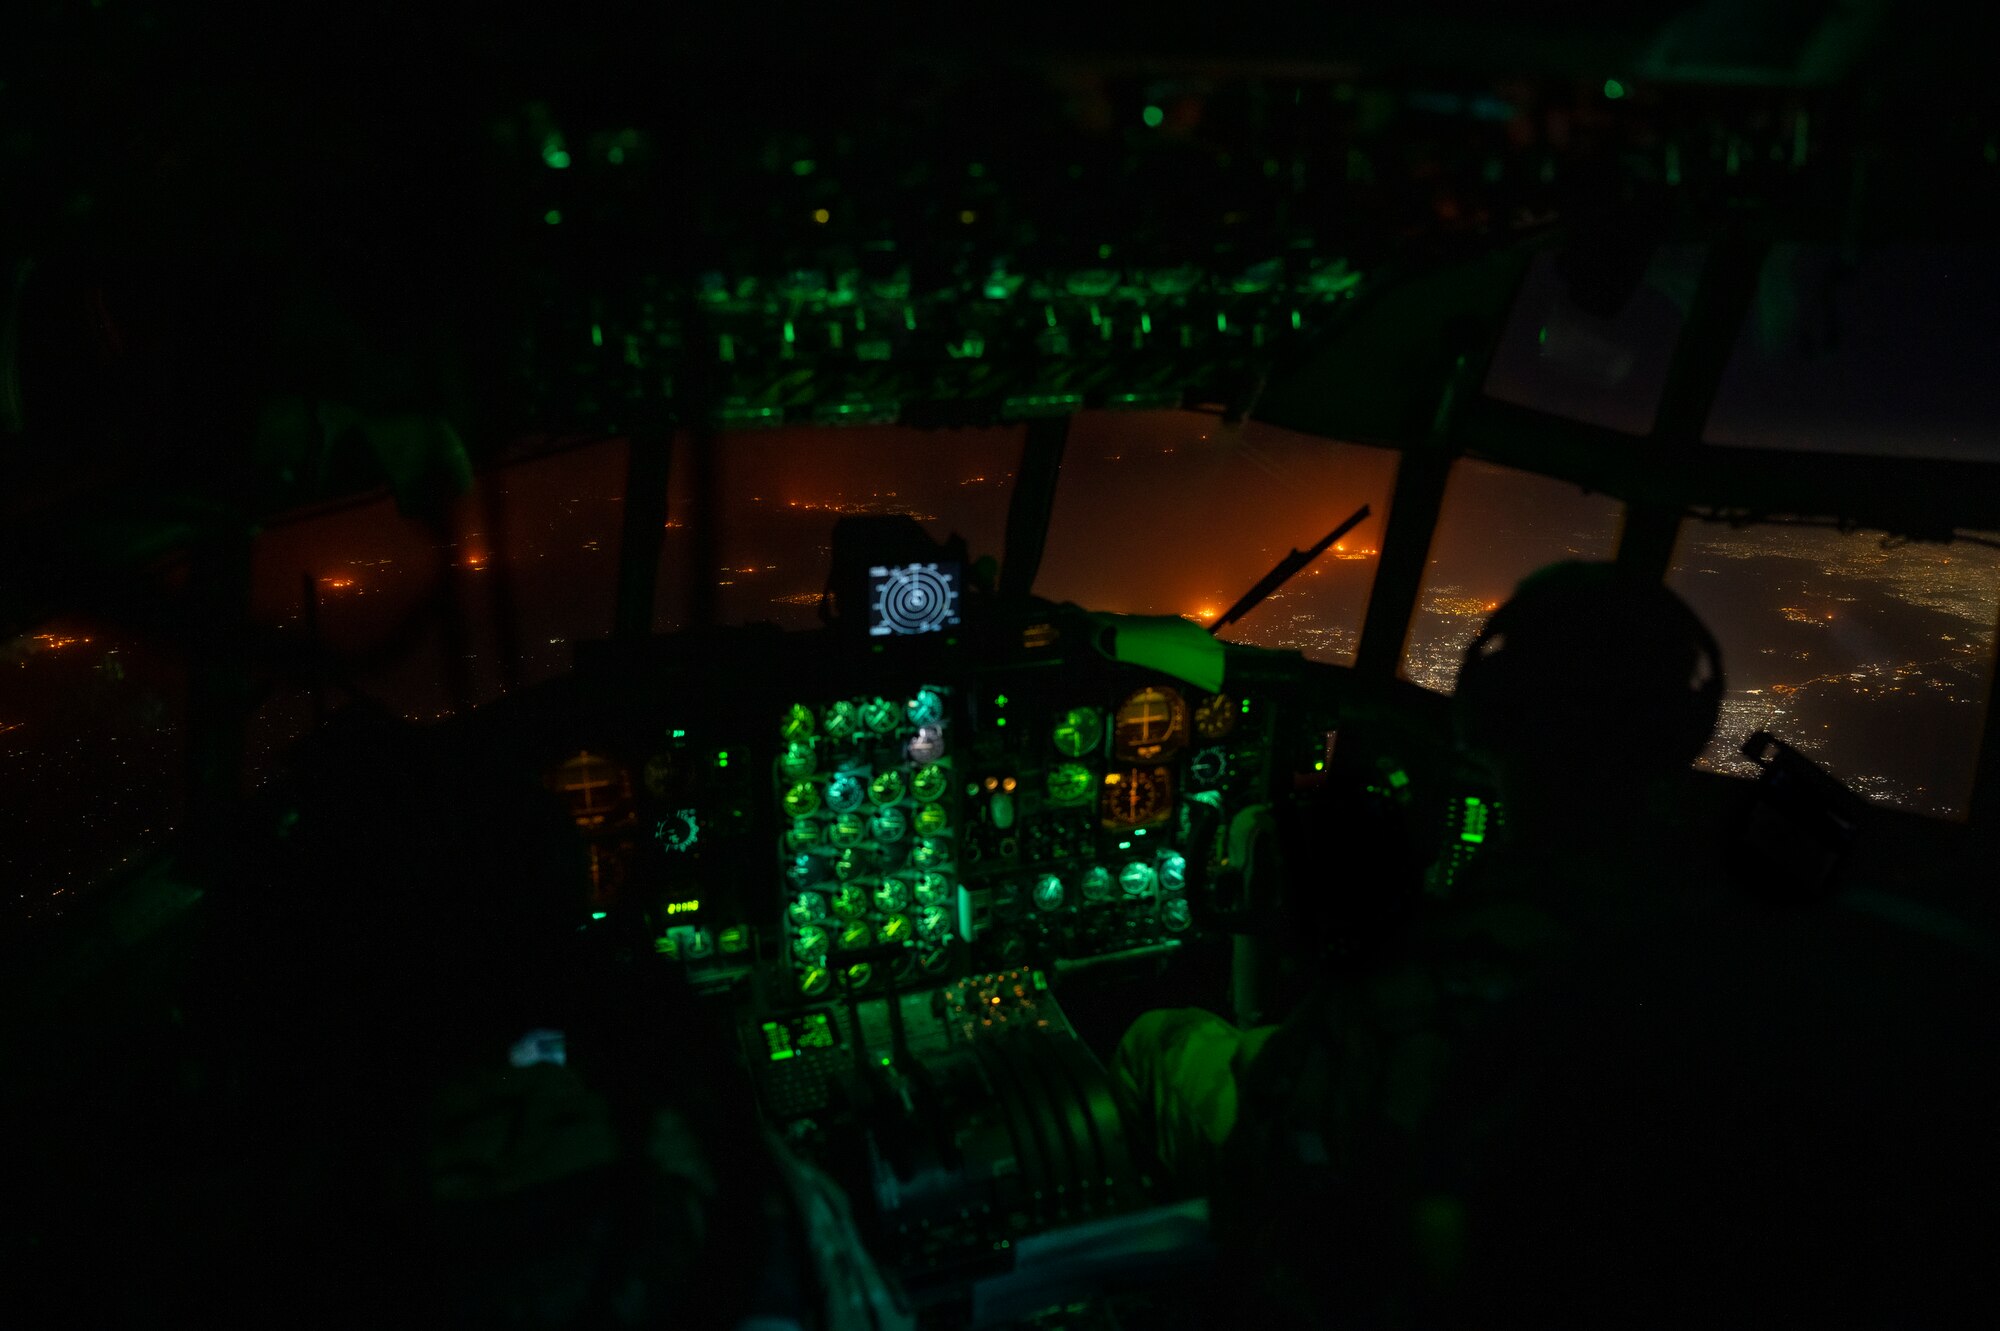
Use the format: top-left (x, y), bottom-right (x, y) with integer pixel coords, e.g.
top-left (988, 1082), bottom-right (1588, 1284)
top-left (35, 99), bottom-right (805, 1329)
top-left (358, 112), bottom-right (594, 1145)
top-left (6, 3), bottom-right (2000, 1326)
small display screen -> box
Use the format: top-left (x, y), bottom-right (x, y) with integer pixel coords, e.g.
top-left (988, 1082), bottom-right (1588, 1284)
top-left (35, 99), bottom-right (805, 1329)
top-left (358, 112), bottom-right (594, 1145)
top-left (762, 1011), bottom-right (839, 1062)
top-left (868, 562), bottom-right (962, 637)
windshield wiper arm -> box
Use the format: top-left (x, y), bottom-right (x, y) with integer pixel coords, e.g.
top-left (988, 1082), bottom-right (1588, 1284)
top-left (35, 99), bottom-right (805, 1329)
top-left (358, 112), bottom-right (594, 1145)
top-left (1209, 503), bottom-right (1371, 636)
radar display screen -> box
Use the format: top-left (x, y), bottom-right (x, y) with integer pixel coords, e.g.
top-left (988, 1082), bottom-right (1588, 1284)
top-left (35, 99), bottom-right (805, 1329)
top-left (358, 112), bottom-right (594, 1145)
top-left (868, 562), bottom-right (962, 637)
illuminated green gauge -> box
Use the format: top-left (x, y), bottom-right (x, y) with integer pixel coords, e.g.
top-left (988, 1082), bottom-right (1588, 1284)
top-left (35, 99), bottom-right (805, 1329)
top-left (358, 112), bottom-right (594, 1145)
top-left (913, 803), bottom-right (950, 837)
top-left (919, 944), bottom-right (953, 973)
top-left (869, 770), bottom-right (906, 805)
top-left (846, 962), bottom-right (875, 989)
top-left (780, 703), bottom-right (816, 743)
top-left (779, 741), bottom-right (817, 782)
top-left (822, 700), bottom-right (860, 741)
top-left (914, 871), bottom-right (951, 906)
top-left (824, 773), bottom-right (865, 813)
top-left (782, 782), bottom-right (820, 818)
top-left (1120, 862), bottom-right (1157, 897)
top-left (873, 879), bottom-right (909, 912)
top-left (1157, 851), bottom-right (1188, 891)
top-left (909, 838), bottom-right (950, 870)
top-left (919, 905), bottom-right (953, 937)
top-left (830, 812), bottom-right (867, 847)
top-left (1047, 762), bottom-right (1094, 806)
top-left (785, 818), bottom-right (823, 851)
top-left (787, 892), bottom-right (827, 926)
top-left (799, 965), bottom-right (830, 998)
top-left (906, 689), bottom-right (946, 728)
top-left (838, 922), bottom-right (873, 952)
top-left (831, 884), bottom-right (869, 919)
top-left (911, 764), bottom-right (950, 803)
top-left (1033, 873), bottom-right (1066, 911)
top-left (1161, 898), bottom-right (1193, 932)
top-left (871, 806), bottom-right (909, 843)
top-left (1081, 865), bottom-right (1115, 902)
top-left (907, 725), bottom-right (946, 766)
top-left (791, 925), bottom-right (829, 962)
top-left (1052, 707), bottom-right (1103, 757)
top-left (1189, 746), bottom-right (1227, 789)
top-left (785, 854), bottom-right (820, 889)
top-left (876, 914), bottom-right (912, 946)
top-left (861, 697), bottom-right (901, 734)
top-left (834, 848), bottom-right (867, 882)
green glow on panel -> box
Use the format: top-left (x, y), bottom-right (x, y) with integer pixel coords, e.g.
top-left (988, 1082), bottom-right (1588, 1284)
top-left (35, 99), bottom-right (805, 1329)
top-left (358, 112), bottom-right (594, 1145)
top-left (782, 320), bottom-right (795, 344)
top-left (590, 323), bottom-right (603, 347)
top-left (671, 728), bottom-right (687, 738)
top-left (996, 716), bottom-right (1008, 727)
top-left (1141, 312), bottom-right (1152, 335)
top-left (591, 911), bottom-right (607, 920)
top-left (716, 751), bottom-right (730, 768)
top-left (904, 306), bottom-right (917, 330)
top-left (995, 695), bottom-right (1008, 707)
top-left (1216, 312), bottom-right (1228, 332)
top-left (1603, 79), bottom-right (1625, 100)
top-left (793, 158), bottom-right (816, 175)
top-left (607, 146), bottom-right (625, 165)
top-left (544, 209), bottom-right (562, 225)
top-left (545, 149), bottom-right (571, 169)
top-left (1290, 309), bottom-right (1302, 330)
top-left (1538, 325), bottom-right (1548, 345)
top-left (1098, 243), bottom-right (1113, 259)
top-left (1142, 105), bottom-right (1165, 127)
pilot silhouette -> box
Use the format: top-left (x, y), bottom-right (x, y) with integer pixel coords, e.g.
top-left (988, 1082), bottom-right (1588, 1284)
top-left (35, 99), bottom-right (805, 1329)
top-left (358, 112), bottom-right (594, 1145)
top-left (1120, 561), bottom-right (1999, 1327)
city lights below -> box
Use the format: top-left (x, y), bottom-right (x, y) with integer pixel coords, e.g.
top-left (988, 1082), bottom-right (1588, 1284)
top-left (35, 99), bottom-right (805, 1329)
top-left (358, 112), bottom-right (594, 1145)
top-left (320, 576), bottom-right (356, 591)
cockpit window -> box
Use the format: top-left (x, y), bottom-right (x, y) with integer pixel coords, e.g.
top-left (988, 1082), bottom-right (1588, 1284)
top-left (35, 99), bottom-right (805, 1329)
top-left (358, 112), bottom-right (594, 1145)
top-left (1666, 521), bottom-right (2000, 818)
top-left (1401, 459), bottom-right (1626, 692)
top-left (1036, 412), bottom-right (1398, 664)
top-left (1483, 244), bottom-right (1706, 437)
top-left (1, 620), bottom-right (186, 931)
top-left (249, 437), bottom-right (632, 767)
top-left (1705, 245), bottom-right (2000, 463)
top-left (652, 425), bottom-right (1024, 631)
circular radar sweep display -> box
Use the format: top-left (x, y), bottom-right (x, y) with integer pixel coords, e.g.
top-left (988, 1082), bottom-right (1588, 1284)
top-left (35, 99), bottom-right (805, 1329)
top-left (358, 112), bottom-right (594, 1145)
top-left (873, 564), bottom-right (960, 636)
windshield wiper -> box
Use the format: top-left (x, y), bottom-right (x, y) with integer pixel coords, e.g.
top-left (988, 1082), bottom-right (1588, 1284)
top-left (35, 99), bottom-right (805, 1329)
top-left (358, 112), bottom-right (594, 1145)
top-left (1209, 503), bottom-right (1372, 636)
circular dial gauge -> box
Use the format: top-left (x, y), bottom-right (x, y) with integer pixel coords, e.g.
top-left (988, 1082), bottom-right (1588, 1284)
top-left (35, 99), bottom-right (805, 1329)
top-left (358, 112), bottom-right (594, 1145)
top-left (907, 725), bottom-right (946, 766)
top-left (1033, 874), bottom-right (1066, 911)
top-left (838, 922), bottom-right (872, 952)
top-left (906, 689), bottom-right (946, 728)
top-left (1189, 746), bottom-right (1228, 789)
top-left (1101, 767), bottom-right (1174, 829)
top-left (869, 771), bottom-right (905, 805)
top-left (1120, 862), bottom-right (1157, 897)
top-left (875, 565), bottom-right (959, 636)
top-left (1081, 865), bottom-right (1114, 902)
top-left (786, 818), bottom-right (822, 851)
top-left (909, 838), bottom-right (949, 869)
top-left (831, 885), bottom-right (868, 919)
top-left (1047, 761), bottom-right (1094, 806)
top-left (914, 804), bottom-right (950, 836)
top-left (876, 914), bottom-right (912, 945)
top-left (822, 701), bottom-right (860, 740)
top-left (787, 892), bottom-right (826, 926)
top-left (871, 807), bottom-right (909, 842)
top-left (1194, 693), bottom-right (1239, 740)
top-left (782, 782), bottom-right (820, 818)
top-left (799, 966), bottom-right (830, 997)
top-left (914, 872), bottom-right (950, 905)
top-left (833, 848), bottom-right (865, 881)
top-left (656, 809), bottom-right (700, 853)
top-left (830, 812), bottom-right (867, 847)
top-left (873, 880), bottom-right (908, 913)
top-left (846, 963), bottom-right (874, 989)
top-left (825, 774), bottom-right (865, 813)
top-left (780, 704), bottom-right (816, 743)
top-left (861, 697), bottom-right (901, 733)
top-left (778, 743), bottom-right (817, 782)
top-left (1162, 898), bottom-right (1193, 932)
top-left (919, 905), bottom-right (952, 936)
top-left (785, 854), bottom-right (819, 888)
top-left (792, 926), bottom-right (828, 961)
top-left (1051, 707), bottom-right (1102, 757)
top-left (1114, 686), bottom-right (1189, 761)
top-left (911, 765), bottom-right (950, 803)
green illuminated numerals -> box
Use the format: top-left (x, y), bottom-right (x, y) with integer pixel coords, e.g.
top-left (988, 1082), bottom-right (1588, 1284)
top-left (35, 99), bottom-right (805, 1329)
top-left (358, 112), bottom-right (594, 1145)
top-left (782, 782), bottom-right (820, 818)
top-left (911, 765), bottom-right (949, 803)
top-left (869, 770), bottom-right (906, 805)
top-left (876, 914), bottom-right (911, 945)
top-left (914, 804), bottom-right (950, 836)
top-left (781, 704), bottom-right (816, 743)
top-left (914, 871), bottom-right (951, 905)
top-left (831, 884), bottom-right (869, 919)
top-left (779, 741), bottom-right (817, 781)
top-left (1052, 708), bottom-right (1102, 757)
top-left (861, 697), bottom-right (901, 733)
top-left (1047, 761), bottom-right (1094, 805)
top-left (822, 701), bottom-right (860, 740)
top-left (830, 812), bottom-right (867, 847)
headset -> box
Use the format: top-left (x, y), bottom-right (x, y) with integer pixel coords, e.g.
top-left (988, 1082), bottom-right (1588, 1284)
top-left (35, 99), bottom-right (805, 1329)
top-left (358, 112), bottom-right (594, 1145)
top-left (1453, 562), bottom-right (1726, 770)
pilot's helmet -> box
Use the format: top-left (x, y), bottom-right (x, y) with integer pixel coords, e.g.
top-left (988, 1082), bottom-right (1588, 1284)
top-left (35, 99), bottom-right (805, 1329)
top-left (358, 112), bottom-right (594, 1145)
top-left (1454, 561), bottom-right (1723, 776)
